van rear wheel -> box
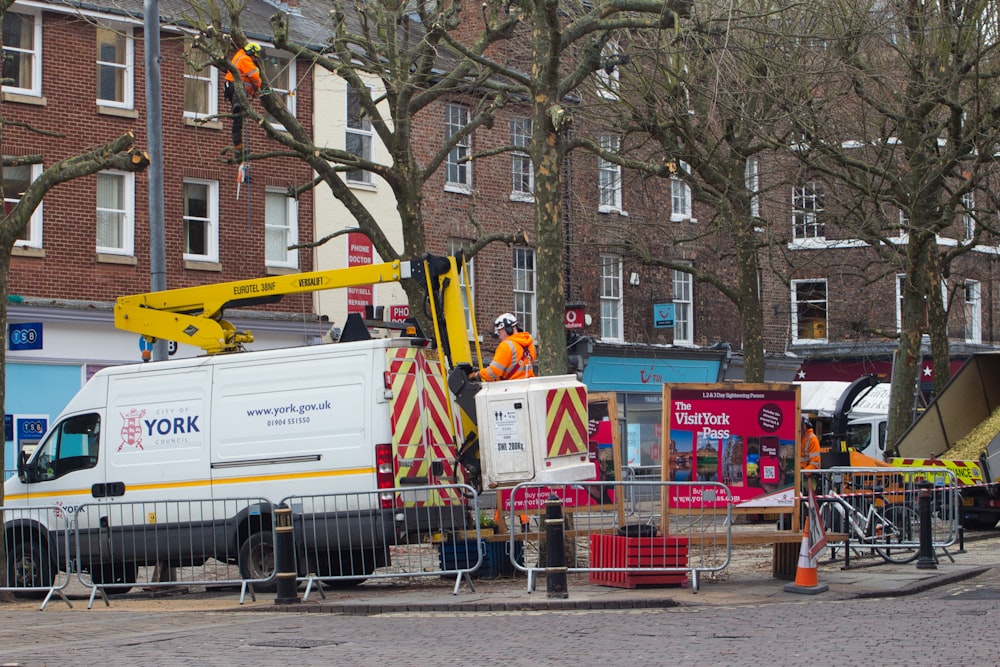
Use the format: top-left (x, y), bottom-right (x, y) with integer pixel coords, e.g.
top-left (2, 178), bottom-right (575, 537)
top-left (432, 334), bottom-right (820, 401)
top-left (238, 531), bottom-right (277, 592)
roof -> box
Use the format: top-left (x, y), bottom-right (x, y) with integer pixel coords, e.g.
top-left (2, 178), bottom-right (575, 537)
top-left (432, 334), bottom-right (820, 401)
top-left (23, 0), bottom-right (334, 49)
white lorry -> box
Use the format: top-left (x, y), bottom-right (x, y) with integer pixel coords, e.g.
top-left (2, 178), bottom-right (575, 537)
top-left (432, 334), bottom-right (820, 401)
top-left (796, 376), bottom-right (889, 462)
top-left (4, 254), bottom-right (593, 591)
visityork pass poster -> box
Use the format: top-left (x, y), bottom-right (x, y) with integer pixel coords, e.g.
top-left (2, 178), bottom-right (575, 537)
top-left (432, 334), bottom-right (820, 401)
top-left (663, 383), bottom-right (799, 507)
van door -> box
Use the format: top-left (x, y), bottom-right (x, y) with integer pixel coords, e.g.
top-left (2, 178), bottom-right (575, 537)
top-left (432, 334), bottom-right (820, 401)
top-left (17, 412), bottom-right (106, 571)
top-left (102, 369), bottom-right (211, 573)
top-left (387, 347), bottom-right (464, 507)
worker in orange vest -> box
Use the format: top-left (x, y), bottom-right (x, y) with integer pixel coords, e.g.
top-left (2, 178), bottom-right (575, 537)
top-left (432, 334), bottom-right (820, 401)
top-left (800, 414), bottom-right (821, 471)
top-left (223, 42), bottom-right (263, 158)
top-left (469, 313), bottom-right (536, 382)
top-left (800, 414), bottom-right (821, 493)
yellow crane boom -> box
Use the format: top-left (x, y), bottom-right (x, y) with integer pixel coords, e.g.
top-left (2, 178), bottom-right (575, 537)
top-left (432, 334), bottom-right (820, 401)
top-left (114, 254), bottom-right (475, 366)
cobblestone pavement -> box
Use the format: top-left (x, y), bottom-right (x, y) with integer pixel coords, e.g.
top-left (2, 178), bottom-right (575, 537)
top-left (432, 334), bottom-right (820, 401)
top-left (0, 535), bottom-right (997, 667)
top-left (0, 568), bottom-right (998, 667)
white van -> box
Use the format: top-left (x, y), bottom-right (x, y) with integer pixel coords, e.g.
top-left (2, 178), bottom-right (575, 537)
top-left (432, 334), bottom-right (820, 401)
top-left (4, 338), bottom-right (471, 590)
top-left (797, 380), bottom-right (889, 462)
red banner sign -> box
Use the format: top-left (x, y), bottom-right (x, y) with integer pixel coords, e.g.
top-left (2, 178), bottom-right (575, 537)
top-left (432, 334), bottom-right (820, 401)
top-left (347, 233), bottom-right (373, 314)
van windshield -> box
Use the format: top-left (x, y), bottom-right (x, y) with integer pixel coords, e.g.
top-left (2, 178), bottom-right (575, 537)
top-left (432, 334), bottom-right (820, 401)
top-left (845, 422), bottom-right (872, 451)
top-left (30, 413), bottom-right (101, 482)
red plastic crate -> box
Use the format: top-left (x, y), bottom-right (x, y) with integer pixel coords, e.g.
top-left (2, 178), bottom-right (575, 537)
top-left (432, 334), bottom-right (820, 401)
top-left (589, 534), bottom-right (689, 588)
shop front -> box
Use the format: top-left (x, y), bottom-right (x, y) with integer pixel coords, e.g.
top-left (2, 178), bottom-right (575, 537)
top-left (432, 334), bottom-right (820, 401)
top-left (581, 345), bottom-right (729, 473)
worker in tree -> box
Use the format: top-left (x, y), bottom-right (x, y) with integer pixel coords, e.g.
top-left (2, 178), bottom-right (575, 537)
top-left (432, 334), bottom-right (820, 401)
top-left (469, 313), bottom-right (536, 382)
top-left (224, 42), bottom-right (263, 159)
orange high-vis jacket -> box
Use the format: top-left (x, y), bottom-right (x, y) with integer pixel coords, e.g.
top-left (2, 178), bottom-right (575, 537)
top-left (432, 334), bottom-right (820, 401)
top-left (225, 50), bottom-right (262, 95)
top-left (800, 428), bottom-right (821, 470)
top-left (477, 331), bottom-right (537, 382)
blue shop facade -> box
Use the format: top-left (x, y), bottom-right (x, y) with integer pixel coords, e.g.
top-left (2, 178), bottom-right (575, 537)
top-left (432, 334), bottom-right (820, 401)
top-left (580, 344), bottom-right (800, 471)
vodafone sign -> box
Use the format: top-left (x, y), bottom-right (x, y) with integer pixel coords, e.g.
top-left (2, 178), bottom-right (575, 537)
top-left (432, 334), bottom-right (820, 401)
top-left (565, 305), bottom-right (585, 330)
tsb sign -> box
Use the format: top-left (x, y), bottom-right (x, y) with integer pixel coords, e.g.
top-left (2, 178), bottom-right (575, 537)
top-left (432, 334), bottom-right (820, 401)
top-left (8, 322), bottom-right (42, 351)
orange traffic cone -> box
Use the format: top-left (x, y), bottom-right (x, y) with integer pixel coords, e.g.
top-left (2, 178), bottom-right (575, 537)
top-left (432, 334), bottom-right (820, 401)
top-left (783, 520), bottom-right (829, 595)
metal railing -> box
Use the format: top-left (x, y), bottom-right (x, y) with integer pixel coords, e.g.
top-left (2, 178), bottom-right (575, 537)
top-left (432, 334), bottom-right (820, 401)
top-left (504, 480), bottom-right (732, 592)
top-left (807, 466), bottom-right (959, 566)
top-left (0, 505), bottom-right (74, 610)
top-left (73, 496), bottom-right (276, 608)
top-left (282, 484), bottom-right (481, 599)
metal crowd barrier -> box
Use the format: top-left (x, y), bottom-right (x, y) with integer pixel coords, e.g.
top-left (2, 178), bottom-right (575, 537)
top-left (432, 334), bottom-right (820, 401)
top-left (807, 466), bottom-right (959, 566)
top-left (621, 466), bottom-right (665, 513)
top-left (0, 505), bottom-right (74, 610)
top-left (504, 480), bottom-right (732, 593)
top-left (73, 496), bottom-right (276, 608)
top-left (282, 484), bottom-right (481, 599)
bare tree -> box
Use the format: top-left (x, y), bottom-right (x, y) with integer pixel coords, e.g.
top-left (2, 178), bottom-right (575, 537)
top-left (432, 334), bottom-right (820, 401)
top-left (441, 0), bottom-right (692, 374)
top-left (567, 0), bottom-right (830, 381)
top-left (0, 130), bottom-right (151, 499)
top-left (786, 0), bottom-right (1000, 448)
top-left (180, 0), bottom-right (525, 338)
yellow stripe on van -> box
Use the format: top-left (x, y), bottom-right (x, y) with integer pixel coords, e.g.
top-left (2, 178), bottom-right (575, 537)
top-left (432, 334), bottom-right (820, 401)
top-left (5, 466), bottom-right (376, 501)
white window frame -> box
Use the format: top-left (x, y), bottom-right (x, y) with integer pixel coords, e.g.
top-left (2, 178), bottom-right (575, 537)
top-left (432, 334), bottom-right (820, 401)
top-left (671, 160), bottom-right (693, 222)
top-left (897, 209), bottom-right (909, 239)
top-left (672, 269), bottom-right (693, 345)
top-left (261, 54), bottom-right (297, 130)
top-left (182, 178), bottom-right (219, 262)
top-left (95, 170), bottom-right (135, 255)
top-left (510, 117), bottom-right (533, 202)
top-left (2, 9), bottom-right (42, 97)
top-left (596, 41), bottom-right (621, 100)
top-left (745, 158), bottom-right (760, 220)
top-left (965, 279), bottom-right (982, 344)
top-left (513, 247), bottom-right (536, 336)
top-left (598, 134), bottom-right (623, 214)
top-left (791, 279), bottom-right (828, 344)
top-left (895, 273), bottom-right (906, 333)
top-left (265, 187), bottom-right (298, 269)
top-left (792, 182), bottom-right (825, 240)
top-left (96, 25), bottom-right (134, 109)
top-left (8, 162), bottom-right (43, 249)
top-left (448, 239), bottom-right (476, 337)
top-left (346, 83), bottom-right (374, 185)
top-left (445, 103), bottom-right (472, 193)
top-left (183, 37), bottom-right (217, 120)
top-left (600, 254), bottom-right (623, 342)
top-left (962, 191), bottom-right (975, 242)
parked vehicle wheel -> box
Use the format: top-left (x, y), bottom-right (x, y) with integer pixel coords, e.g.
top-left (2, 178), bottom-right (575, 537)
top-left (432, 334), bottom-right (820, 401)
top-left (238, 531), bottom-right (277, 592)
top-left (7, 539), bottom-right (55, 597)
top-left (311, 549), bottom-right (379, 586)
top-left (91, 562), bottom-right (138, 595)
top-left (962, 515), bottom-right (999, 530)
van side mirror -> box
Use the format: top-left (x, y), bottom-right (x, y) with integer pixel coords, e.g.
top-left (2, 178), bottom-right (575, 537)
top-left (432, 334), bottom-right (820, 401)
top-left (17, 450), bottom-right (30, 482)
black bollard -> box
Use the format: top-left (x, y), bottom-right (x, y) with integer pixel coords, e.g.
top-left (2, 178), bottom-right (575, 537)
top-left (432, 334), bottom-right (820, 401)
top-left (915, 480), bottom-right (937, 570)
top-left (545, 493), bottom-right (568, 599)
top-left (274, 503), bottom-right (300, 604)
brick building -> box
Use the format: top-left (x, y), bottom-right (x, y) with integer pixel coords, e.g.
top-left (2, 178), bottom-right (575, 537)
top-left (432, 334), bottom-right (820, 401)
top-left (3, 0), bottom-right (318, 464)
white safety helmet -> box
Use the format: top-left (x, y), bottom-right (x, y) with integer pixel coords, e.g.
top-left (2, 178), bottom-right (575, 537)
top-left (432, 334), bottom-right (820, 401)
top-left (494, 313), bottom-right (518, 336)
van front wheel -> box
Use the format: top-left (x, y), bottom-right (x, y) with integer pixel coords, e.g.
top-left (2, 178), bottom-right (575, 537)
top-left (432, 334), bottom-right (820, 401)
top-left (238, 531), bottom-right (277, 592)
top-left (8, 539), bottom-right (54, 596)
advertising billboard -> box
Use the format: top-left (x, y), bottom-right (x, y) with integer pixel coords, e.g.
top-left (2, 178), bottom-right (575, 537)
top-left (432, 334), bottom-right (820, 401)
top-left (663, 383), bottom-right (799, 508)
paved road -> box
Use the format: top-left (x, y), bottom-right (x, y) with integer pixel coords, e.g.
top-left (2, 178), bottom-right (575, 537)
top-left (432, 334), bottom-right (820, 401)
top-left (0, 568), bottom-right (997, 666)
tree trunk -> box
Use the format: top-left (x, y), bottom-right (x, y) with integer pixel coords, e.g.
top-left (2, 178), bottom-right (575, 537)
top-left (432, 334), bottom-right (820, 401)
top-left (886, 238), bottom-right (931, 452)
top-left (529, 2), bottom-right (569, 376)
top-left (924, 247), bottom-right (951, 398)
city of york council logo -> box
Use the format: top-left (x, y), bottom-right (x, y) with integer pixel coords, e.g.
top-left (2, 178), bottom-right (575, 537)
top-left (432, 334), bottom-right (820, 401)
top-left (119, 408), bottom-right (146, 452)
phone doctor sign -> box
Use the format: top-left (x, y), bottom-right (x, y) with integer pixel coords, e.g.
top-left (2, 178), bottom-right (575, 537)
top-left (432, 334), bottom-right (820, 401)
top-left (663, 383), bottom-right (798, 508)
